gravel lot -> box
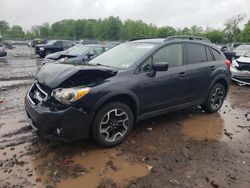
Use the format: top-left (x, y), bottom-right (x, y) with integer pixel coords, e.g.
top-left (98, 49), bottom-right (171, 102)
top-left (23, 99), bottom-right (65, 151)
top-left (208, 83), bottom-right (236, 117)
top-left (0, 46), bottom-right (250, 188)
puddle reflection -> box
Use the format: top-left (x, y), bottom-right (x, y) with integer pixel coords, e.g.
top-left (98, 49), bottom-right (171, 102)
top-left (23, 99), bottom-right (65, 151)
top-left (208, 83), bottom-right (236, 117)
top-left (181, 112), bottom-right (224, 141)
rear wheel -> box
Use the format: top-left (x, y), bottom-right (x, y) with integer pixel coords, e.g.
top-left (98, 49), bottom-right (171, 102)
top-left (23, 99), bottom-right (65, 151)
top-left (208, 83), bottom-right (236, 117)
top-left (91, 102), bottom-right (133, 147)
top-left (202, 83), bottom-right (226, 113)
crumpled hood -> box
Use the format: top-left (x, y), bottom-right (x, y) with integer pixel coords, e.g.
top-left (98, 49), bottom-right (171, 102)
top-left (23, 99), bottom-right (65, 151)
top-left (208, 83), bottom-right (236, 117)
top-left (236, 56), bottom-right (250, 63)
top-left (36, 63), bottom-right (118, 89)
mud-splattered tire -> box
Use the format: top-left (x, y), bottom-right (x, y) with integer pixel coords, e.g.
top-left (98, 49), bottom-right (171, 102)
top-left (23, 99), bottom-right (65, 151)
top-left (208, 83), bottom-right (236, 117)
top-left (202, 83), bottom-right (226, 113)
top-left (91, 102), bottom-right (133, 147)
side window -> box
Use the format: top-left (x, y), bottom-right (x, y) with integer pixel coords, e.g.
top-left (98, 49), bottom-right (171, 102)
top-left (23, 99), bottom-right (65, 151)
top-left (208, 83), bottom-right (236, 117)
top-left (206, 47), bottom-right (214, 61)
top-left (210, 48), bottom-right (221, 60)
top-left (153, 44), bottom-right (183, 68)
top-left (185, 43), bottom-right (207, 64)
top-left (140, 44), bottom-right (183, 73)
top-left (140, 57), bottom-right (153, 72)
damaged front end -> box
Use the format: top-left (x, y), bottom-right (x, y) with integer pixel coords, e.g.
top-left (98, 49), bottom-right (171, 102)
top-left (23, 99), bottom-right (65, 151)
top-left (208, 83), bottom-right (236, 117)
top-left (25, 63), bottom-right (118, 141)
top-left (230, 56), bottom-right (250, 86)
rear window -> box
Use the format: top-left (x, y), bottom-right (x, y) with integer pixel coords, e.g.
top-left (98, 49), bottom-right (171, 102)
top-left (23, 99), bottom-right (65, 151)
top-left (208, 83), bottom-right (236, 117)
top-left (185, 43), bottom-right (207, 64)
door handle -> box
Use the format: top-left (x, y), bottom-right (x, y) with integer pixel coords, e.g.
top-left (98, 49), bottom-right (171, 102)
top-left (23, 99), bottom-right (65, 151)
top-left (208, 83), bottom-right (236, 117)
top-left (178, 72), bottom-right (187, 78)
top-left (210, 66), bottom-right (216, 71)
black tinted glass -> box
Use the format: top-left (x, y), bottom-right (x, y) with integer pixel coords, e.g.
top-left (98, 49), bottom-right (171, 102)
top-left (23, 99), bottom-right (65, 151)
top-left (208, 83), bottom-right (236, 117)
top-left (186, 43), bottom-right (207, 64)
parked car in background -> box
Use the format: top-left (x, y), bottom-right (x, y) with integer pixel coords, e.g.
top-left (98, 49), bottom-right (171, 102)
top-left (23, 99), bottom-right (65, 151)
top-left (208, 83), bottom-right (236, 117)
top-left (31, 38), bottom-right (47, 47)
top-left (233, 45), bottom-right (250, 59)
top-left (230, 51), bottom-right (250, 86)
top-left (25, 36), bottom-right (231, 147)
top-left (219, 45), bottom-right (236, 62)
top-left (35, 40), bottom-right (74, 58)
top-left (0, 44), bottom-right (7, 57)
top-left (42, 44), bottom-right (109, 65)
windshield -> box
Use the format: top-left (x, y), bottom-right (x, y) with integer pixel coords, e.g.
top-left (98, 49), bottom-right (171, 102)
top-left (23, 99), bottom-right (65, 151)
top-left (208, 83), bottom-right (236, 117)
top-left (67, 45), bottom-right (92, 56)
top-left (235, 45), bottom-right (250, 50)
top-left (88, 42), bottom-right (156, 68)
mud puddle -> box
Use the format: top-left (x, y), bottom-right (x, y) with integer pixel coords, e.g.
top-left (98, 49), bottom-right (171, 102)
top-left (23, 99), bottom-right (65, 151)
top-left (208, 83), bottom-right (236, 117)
top-left (181, 88), bottom-right (250, 142)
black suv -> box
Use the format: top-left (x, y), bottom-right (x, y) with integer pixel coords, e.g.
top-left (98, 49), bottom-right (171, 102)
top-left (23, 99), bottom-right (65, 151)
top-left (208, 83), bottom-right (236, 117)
top-left (25, 36), bottom-right (231, 147)
top-left (35, 40), bottom-right (74, 58)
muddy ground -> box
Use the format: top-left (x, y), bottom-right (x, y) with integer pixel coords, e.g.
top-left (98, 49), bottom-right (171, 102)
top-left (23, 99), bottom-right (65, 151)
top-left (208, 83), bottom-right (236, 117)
top-left (0, 46), bottom-right (249, 188)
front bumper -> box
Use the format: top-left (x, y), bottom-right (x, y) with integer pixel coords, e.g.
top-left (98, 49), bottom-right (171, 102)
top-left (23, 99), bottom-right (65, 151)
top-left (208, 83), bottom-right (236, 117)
top-left (25, 94), bottom-right (93, 141)
top-left (230, 66), bottom-right (250, 85)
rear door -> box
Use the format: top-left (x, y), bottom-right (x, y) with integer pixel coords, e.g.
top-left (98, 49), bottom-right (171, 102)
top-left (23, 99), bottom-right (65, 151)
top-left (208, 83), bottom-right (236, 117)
top-left (138, 43), bottom-right (189, 113)
top-left (183, 42), bottom-right (214, 101)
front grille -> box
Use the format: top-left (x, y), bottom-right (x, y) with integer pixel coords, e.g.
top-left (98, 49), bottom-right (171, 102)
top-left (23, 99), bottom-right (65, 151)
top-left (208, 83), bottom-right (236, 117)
top-left (236, 61), bottom-right (250, 71)
top-left (28, 82), bottom-right (48, 106)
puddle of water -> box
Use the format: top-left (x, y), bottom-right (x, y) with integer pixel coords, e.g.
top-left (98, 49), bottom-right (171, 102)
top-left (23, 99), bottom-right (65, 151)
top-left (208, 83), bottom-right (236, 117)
top-left (181, 97), bottom-right (250, 142)
top-left (32, 149), bottom-right (149, 188)
top-left (181, 113), bottom-right (224, 141)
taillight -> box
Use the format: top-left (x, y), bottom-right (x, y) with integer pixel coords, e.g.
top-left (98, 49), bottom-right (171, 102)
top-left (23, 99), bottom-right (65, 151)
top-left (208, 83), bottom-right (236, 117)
top-left (224, 60), bottom-right (231, 69)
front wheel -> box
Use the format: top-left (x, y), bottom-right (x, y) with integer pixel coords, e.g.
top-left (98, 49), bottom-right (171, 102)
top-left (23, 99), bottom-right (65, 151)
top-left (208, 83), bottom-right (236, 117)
top-left (202, 83), bottom-right (226, 113)
top-left (91, 102), bottom-right (134, 147)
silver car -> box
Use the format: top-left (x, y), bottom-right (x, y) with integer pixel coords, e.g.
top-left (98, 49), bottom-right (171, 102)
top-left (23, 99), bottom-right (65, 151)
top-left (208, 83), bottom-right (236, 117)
top-left (0, 44), bottom-right (7, 57)
top-left (230, 51), bottom-right (250, 86)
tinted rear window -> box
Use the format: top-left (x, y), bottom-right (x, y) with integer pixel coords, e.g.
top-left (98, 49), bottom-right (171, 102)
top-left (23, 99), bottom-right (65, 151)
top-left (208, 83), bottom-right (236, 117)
top-left (185, 43), bottom-right (207, 64)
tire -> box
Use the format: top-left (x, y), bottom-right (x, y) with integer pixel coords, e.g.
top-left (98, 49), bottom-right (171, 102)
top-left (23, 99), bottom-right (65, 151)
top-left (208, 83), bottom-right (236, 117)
top-left (91, 102), bottom-right (134, 147)
top-left (202, 83), bottom-right (226, 113)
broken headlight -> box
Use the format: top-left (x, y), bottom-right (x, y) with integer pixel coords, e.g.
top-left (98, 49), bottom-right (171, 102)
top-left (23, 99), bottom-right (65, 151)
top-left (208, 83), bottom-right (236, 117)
top-left (51, 87), bottom-right (90, 104)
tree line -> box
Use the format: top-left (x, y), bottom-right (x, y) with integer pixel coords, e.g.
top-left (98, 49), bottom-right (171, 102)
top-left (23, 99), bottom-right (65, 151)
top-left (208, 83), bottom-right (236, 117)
top-left (0, 14), bottom-right (250, 43)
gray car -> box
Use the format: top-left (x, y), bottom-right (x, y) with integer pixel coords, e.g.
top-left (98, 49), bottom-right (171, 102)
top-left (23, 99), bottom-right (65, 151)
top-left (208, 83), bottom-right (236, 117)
top-left (230, 51), bottom-right (250, 86)
top-left (42, 44), bottom-right (109, 65)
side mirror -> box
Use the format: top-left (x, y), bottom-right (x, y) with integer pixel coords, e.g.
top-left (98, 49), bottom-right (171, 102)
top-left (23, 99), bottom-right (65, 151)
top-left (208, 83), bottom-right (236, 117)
top-left (147, 62), bottom-right (169, 77)
top-left (152, 62), bottom-right (169, 71)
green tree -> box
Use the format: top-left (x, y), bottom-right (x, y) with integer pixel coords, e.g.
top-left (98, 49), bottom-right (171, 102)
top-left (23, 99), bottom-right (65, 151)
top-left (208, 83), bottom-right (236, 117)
top-left (224, 14), bottom-right (245, 42)
top-left (0, 20), bottom-right (10, 37)
top-left (157, 26), bottom-right (176, 38)
top-left (39, 23), bottom-right (50, 38)
top-left (9, 25), bottom-right (25, 39)
top-left (241, 20), bottom-right (250, 42)
top-left (206, 30), bottom-right (225, 43)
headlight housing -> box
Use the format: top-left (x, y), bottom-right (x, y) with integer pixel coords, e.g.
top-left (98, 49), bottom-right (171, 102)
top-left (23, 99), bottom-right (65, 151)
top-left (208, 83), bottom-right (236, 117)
top-left (51, 87), bottom-right (90, 104)
top-left (39, 47), bottom-right (45, 51)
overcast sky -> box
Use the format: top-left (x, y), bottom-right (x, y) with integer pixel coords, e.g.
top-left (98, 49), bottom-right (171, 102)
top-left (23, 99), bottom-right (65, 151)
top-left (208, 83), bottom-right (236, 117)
top-left (0, 0), bottom-right (249, 30)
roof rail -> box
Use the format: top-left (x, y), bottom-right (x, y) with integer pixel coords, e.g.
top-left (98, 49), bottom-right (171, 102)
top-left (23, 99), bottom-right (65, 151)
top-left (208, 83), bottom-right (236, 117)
top-left (128, 37), bottom-right (152, 41)
top-left (165, 35), bottom-right (211, 43)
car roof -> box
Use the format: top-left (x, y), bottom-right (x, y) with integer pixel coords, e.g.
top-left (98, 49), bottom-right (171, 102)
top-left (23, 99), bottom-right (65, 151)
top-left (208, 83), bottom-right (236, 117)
top-left (130, 36), bottom-right (212, 45)
top-left (130, 38), bottom-right (166, 44)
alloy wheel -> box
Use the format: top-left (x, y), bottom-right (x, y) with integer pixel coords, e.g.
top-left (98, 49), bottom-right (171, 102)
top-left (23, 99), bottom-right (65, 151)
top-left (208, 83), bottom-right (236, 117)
top-left (99, 109), bottom-right (129, 142)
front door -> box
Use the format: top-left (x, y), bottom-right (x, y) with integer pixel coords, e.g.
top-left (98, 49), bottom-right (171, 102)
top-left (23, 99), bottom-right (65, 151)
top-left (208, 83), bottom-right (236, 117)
top-left (138, 43), bottom-right (189, 114)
